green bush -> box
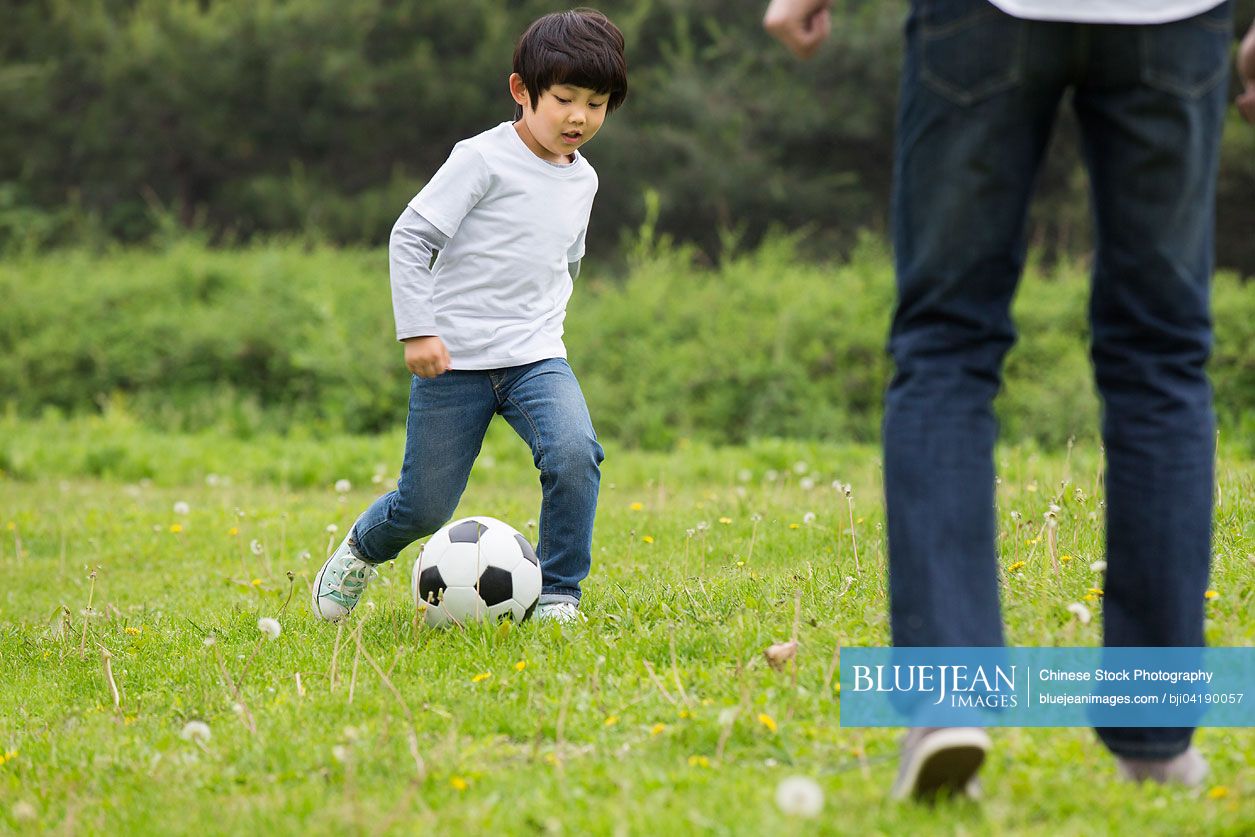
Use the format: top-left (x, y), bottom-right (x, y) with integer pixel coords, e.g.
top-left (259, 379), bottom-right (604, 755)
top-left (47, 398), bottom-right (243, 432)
top-left (3, 238), bottom-right (1251, 449)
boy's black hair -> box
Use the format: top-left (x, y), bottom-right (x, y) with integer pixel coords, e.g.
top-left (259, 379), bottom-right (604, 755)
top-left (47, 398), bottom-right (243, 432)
top-left (512, 8), bottom-right (628, 120)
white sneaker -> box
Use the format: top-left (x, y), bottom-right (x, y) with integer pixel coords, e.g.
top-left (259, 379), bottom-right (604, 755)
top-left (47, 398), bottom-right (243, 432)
top-left (890, 726), bottom-right (990, 802)
top-left (1116, 747), bottom-right (1209, 787)
top-left (311, 533), bottom-right (378, 622)
top-left (534, 601), bottom-right (584, 624)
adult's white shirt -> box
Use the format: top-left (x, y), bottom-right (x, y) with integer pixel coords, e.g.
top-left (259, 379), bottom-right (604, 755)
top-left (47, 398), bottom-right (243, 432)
top-left (401, 121), bottom-right (597, 370)
top-left (987, 0), bottom-right (1225, 24)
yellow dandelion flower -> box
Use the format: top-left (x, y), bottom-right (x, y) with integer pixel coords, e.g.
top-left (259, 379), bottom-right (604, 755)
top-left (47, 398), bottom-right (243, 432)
top-left (629, 502), bottom-right (643, 511)
top-left (856, 517), bottom-right (865, 524)
top-left (125, 626), bottom-right (141, 636)
top-left (678, 709), bottom-right (693, 719)
top-left (834, 682), bottom-right (841, 694)
top-left (1088, 587), bottom-right (1104, 596)
top-left (718, 517), bottom-right (732, 525)
top-left (1083, 593), bottom-right (1098, 602)
top-left (650, 723), bottom-right (667, 736)
top-left (1060, 554), bottom-right (1074, 562)
top-left (757, 713), bottom-right (778, 733)
top-left (788, 523), bottom-right (801, 530)
top-left (687, 755), bottom-right (710, 768)
top-left (604, 715), bottom-right (619, 727)
top-left (544, 752), bottom-right (559, 765)
top-left (471, 672), bottom-right (492, 683)
top-left (250, 578), bottom-right (263, 587)
top-left (123, 715), bottom-right (137, 726)
top-left (169, 523), bottom-right (183, 533)
top-left (514, 660), bottom-right (527, 671)
top-left (5, 522), bottom-right (15, 531)
top-left (1027, 483), bottom-right (1038, 492)
top-left (1207, 785), bottom-right (1230, 799)
top-left (0, 749), bottom-right (16, 765)
top-left (1026, 537), bottom-right (1039, 545)
top-left (736, 560), bottom-right (745, 567)
top-left (228, 527), bottom-right (239, 536)
top-left (642, 535), bottom-right (654, 544)
top-left (1204, 590), bottom-right (1218, 600)
top-left (1008, 561), bottom-right (1026, 572)
top-left (450, 776), bottom-right (468, 791)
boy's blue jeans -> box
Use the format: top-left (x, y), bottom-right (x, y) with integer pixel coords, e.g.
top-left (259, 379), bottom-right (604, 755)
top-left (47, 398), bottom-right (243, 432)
top-left (350, 358), bottom-right (603, 605)
top-left (886, 1), bottom-right (1230, 758)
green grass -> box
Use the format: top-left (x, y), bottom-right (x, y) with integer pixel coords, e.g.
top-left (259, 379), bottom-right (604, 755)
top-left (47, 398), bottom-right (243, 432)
top-left (1, 417), bottom-right (1252, 834)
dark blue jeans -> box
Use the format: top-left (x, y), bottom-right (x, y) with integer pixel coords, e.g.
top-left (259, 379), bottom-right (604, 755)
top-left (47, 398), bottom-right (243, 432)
top-left (885, 0), bottom-right (1230, 758)
top-left (351, 358), bottom-right (604, 604)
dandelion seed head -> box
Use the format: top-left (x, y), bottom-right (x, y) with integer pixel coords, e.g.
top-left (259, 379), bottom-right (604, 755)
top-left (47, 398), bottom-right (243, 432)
top-left (325, 524), bottom-right (338, 534)
top-left (802, 512), bottom-right (816, 524)
top-left (737, 469), bottom-right (753, 483)
top-left (257, 617), bottom-right (281, 640)
top-left (173, 501), bottom-right (190, 516)
top-left (792, 461), bottom-right (808, 475)
top-left (11, 801), bottom-right (36, 821)
top-left (1090, 560), bottom-right (1107, 573)
top-left (1066, 602), bottom-right (1092, 624)
top-left (250, 539), bottom-right (264, 556)
top-left (765, 469), bottom-right (779, 482)
top-left (334, 479), bottom-right (352, 494)
top-left (775, 776), bottom-right (823, 818)
top-left (203, 636), bottom-right (215, 646)
top-left (332, 745), bottom-right (350, 763)
top-left (180, 720), bottom-right (211, 744)
top-left (800, 477), bottom-right (815, 491)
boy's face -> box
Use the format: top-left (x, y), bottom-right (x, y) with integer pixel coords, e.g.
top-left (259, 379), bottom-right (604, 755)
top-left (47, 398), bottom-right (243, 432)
top-left (509, 74), bottom-right (609, 164)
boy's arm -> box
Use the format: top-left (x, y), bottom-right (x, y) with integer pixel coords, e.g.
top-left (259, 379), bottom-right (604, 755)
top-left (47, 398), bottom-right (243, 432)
top-left (567, 225), bottom-right (587, 280)
top-left (390, 206), bottom-right (448, 341)
top-left (390, 207), bottom-right (453, 378)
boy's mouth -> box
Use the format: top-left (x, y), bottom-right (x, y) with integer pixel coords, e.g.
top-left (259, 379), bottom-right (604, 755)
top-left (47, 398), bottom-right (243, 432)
top-left (561, 131), bottom-right (582, 143)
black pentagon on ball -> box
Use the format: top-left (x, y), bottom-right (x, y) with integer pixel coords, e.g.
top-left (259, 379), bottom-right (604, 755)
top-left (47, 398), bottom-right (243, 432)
top-left (514, 534), bottom-right (539, 566)
top-left (448, 519), bottom-right (489, 543)
top-left (478, 566), bottom-right (514, 607)
top-left (522, 599), bottom-right (537, 621)
top-left (417, 565), bottom-right (446, 605)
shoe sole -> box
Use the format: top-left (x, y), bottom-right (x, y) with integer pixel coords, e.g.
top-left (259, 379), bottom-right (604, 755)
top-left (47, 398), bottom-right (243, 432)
top-left (892, 728), bottom-right (990, 802)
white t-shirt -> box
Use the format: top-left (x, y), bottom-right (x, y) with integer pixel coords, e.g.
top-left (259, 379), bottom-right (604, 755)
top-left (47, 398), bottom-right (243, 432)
top-left (404, 121), bottom-right (597, 369)
top-left (987, 0), bottom-right (1224, 23)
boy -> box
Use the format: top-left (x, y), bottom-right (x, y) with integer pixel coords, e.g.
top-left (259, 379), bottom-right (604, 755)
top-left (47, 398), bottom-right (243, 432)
top-left (312, 8), bottom-right (628, 624)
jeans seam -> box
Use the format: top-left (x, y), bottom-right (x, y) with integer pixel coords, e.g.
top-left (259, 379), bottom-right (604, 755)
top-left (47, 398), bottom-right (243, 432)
top-left (505, 391), bottom-right (549, 567)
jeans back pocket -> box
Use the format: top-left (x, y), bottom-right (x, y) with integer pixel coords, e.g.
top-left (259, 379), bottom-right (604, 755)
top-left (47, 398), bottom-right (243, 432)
top-left (1140, 3), bottom-right (1232, 99)
top-left (918, 0), bottom-right (1026, 107)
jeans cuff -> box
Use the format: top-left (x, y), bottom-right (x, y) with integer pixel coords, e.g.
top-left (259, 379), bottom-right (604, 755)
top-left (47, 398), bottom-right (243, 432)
top-left (1096, 732), bottom-right (1193, 761)
top-left (539, 591), bottom-right (580, 606)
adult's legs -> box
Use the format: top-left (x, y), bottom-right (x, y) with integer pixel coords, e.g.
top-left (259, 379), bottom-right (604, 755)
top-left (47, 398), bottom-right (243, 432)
top-left (1072, 6), bottom-right (1230, 759)
top-left (886, 1), bottom-right (1070, 648)
top-left (497, 359), bottom-right (604, 605)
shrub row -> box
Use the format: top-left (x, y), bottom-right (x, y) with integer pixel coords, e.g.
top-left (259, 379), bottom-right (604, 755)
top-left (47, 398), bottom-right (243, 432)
top-left (2, 237), bottom-right (1251, 449)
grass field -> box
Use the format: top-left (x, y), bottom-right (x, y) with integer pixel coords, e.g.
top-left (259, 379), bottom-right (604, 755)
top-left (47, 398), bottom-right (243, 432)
top-left (1, 416), bottom-right (1252, 834)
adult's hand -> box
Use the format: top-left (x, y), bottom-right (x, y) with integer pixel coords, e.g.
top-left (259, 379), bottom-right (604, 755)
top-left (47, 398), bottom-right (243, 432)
top-left (1238, 22), bottom-right (1255, 123)
top-left (763, 0), bottom-right (834, 60)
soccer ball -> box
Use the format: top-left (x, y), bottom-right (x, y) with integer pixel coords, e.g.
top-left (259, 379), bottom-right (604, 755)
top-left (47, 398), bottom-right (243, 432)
top-left (411, 516), bottom-right (542, 627)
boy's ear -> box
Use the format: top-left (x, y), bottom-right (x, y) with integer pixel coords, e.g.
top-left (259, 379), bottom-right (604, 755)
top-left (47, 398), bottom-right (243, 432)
top-left (508, 73), bottom-right (530, 109)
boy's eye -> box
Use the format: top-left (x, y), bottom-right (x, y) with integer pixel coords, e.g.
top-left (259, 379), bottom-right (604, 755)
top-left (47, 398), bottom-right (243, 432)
top-left (589, 102), bottom-right (605, 109)
top-left (554, 96), bottom-right (571, 104)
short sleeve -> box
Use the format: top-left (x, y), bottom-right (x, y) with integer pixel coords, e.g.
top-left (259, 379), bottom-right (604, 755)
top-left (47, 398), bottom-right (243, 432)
top-left (409, 143), bottom-right (491, 238)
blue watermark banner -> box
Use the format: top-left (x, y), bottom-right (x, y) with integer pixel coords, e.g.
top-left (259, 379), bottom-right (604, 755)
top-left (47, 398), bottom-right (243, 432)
top-left (839, 647), bottom-right (1253, 727)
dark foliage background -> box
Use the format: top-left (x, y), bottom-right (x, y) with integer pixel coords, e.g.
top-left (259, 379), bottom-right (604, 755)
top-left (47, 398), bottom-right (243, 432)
top-left (2, 0), bottom-right (1253, 270)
